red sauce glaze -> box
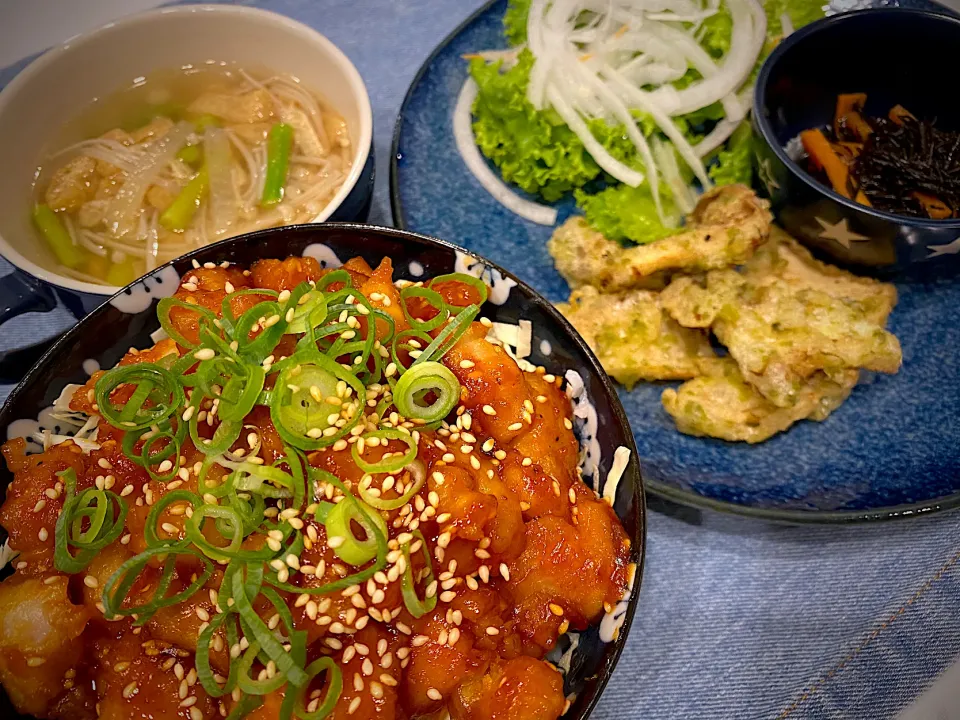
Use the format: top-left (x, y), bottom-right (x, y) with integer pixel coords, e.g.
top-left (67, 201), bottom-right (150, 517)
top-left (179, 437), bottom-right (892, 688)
top-left (0, 257), bottom-right (632, 720)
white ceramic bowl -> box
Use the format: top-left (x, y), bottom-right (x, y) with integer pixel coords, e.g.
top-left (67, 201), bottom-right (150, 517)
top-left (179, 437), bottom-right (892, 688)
top-left (0, 4), bottom-right (373, 298)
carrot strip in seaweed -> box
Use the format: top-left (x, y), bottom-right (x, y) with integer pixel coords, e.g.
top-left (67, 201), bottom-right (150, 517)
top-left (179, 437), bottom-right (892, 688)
top-left (801, 129), bottom-right (853, 198)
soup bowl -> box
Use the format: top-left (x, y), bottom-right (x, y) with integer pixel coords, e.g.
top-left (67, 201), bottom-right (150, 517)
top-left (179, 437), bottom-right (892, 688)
top-left (0, 4), bottom-right (374, 323)
top-left (752, 8), bottom-right (960, 278)
top-left (0, 222), bottom-right (645, 720)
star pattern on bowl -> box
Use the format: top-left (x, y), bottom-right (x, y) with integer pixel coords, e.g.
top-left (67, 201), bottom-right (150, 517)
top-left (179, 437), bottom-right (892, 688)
top-left (815, 216), bottom-right (870, 248)
top-left (927, 237), bottom-right (960, 257)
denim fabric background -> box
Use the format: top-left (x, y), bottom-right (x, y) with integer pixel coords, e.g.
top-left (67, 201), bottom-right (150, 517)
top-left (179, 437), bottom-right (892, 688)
top-left (1, 1), bottom-right (959, 717)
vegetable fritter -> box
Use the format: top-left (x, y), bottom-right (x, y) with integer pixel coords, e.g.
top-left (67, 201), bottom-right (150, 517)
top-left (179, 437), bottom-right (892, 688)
top-left (548, 184), bottom-right (773, 292)
top-left (557, 285), bottom-right (715, 388)
top-left (662, 359), bottom-right (859, 444)
top-left (662, 228), bottom-right (901, 409)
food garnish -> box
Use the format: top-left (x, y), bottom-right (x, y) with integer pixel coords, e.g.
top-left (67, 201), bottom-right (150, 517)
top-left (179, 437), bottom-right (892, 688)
top-left (459, 0), bottom-right (825, 240)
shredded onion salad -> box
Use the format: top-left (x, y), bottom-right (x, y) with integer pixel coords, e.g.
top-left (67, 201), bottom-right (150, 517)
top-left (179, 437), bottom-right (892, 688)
top-left (55, 267), bottom-right (495, 718)
top-left (455, 0), bottom-right (768, 225)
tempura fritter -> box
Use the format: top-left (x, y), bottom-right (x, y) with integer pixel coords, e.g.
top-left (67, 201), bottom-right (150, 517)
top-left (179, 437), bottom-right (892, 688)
top-left (557, 285), bottom-right (715, 388)
top-left (548, 184), bottom-right (773, 292)
top-left (661, 228), bottom-right (901, 409)
top-left (661, 358), bottom-right (859, 444)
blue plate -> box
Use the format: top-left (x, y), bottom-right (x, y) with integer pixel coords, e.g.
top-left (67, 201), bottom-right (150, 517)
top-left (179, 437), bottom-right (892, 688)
top-left (390, 0), bottom-right (960, 523)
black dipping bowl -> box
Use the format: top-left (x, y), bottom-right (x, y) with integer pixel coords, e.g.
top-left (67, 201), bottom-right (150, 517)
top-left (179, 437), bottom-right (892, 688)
top-left (753, 8), bottom-right (960, 277)
top-left (0, 223), bottom-right (645, 720)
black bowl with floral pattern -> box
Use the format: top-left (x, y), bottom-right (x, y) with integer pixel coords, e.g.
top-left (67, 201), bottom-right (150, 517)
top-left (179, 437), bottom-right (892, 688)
top-left (0, 223), bottom-right (645, 720)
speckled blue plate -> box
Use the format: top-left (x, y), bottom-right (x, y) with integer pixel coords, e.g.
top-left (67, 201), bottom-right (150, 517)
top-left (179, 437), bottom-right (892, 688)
top-left (390, 0), bottom-right (960, 523)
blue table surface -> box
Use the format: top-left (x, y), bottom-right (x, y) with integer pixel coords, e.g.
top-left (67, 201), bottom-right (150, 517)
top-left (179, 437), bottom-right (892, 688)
top-left (2, 2), bottom-right (959, 718)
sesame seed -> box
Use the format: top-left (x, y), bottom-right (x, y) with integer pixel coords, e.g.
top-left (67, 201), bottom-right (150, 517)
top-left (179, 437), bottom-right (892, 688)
top-left (439, 591), bottom-right (456, 603)
top-left (37, 528), bottom-right (48, 542)
top-left (33, 499), bottom-right (46, 513)
top-left (122, 681), bottom-right (139, 699)
top-left (563, 417), bottom-right (573, 430)
top-left (486, 626), bottom-right (500, 635)
top-left (427, 688), bottom-right (442, 701)
top-left (26, 657), bottom-right (45, 667)
top-left (194, 348), bottom-right (215, 361)
top-left (83, 575), bottom-right (98, 588)
top-left (507, 422), bottom-right (523, 431)
top-left (348, 697), bottom-right (361, 715)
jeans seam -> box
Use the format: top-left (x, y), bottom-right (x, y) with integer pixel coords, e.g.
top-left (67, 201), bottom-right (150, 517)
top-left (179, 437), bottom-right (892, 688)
top-left (776, 546), bottom-right (960, 719)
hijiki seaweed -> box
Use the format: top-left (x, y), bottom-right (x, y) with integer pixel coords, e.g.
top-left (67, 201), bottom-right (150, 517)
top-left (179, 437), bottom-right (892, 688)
top-left (800, 93), bottom-right (960, 219)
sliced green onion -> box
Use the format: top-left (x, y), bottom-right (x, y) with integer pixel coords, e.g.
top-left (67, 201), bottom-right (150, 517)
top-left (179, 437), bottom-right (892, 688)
top-left (261, 123), bottom-right (293, 207)
top-left (176, 143), bottom-right (203, 167)
top-left (33, 204), bottom-right (84, 269)
top-left (236, 641), bottom-right (289, 695)
top-left (184, 504), bottom-right (245, 562)
top-left (54, 469), bottom-right (128, 574)
top-left (400, 286), bottom-right (450, 332)
top-left (219, 288), bottom-right (278, 338)
top-left (359, 460), bottom-right (425, 511)
top-left (101, 545), bottom-right (212, 623)
top-left (231, 568), bottom-right (308, 687)
top-left (196, 611), bottom-right (239, 697)
top-left (265, 470), bottom-right (386, 596)
top-left (391, 328), bottom-right (433, 375)
top-left (189, 412), bottom-right (242, 457)
top-left (324, 495), bottom-right (387, 565)
top-left (315, 269), bottom-right (353, 293)
top-left (142, 489), bottom-right (199, 547)
top-left (157, 297), bottom-right (218, 349)
top-left (286, 290), bottom-right (328, 335)
top-left (296, 658), bottom-right (342, 720)
top-left (269, 351), bottom-right (364, 450)
top-left (401, 530), bottom-right (437, 618)
top-left (160, 166), bottom-right (207, 232)
top-left (351, 428), bottom-right (417, 475)
top-left (95, 363), bottom-right (185, 431)
top-left (393, 361), bottom-right (460, 423)
top-left (413, 304), bottom-right (479, 366)
top-left (217, 364), bottom-right (266, 423)
top-left (428, 272), bottom-right (489, 307)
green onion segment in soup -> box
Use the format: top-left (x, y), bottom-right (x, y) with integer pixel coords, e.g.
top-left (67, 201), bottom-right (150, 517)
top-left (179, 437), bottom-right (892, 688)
top-left (31, 66), bottom-right (352, 286)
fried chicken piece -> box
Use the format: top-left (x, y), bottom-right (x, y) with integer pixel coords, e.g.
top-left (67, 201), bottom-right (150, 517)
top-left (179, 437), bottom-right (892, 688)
top-left (557, 285), bottom-right (715, 388)
top-left (548, 184), bottom-right (772, 291)
top-left (661, 358), bottom-right (859, 444)
top-left (661, 228), bottom-right (901, 409)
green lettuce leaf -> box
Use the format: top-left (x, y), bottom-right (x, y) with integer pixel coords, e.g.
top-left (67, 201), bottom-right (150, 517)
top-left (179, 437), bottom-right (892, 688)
top-left (503, 0), bottom-right (532, 46)
top-left (708, 121), bottom-right (754, 186)
top-left (470, 50), bottom-right (637, 202)
top-left (700, 6), bottom-right (733, 58)
top-left (764, 0), bottom-right (827, 36)
top-left (575, 183), bottom-right (679, 245)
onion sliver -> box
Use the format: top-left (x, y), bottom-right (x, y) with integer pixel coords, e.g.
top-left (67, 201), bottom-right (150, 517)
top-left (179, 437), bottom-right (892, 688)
top-left (453, 78), bottom-right (558, 226)
top-left (546, 84), bottom-right (645, 187)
